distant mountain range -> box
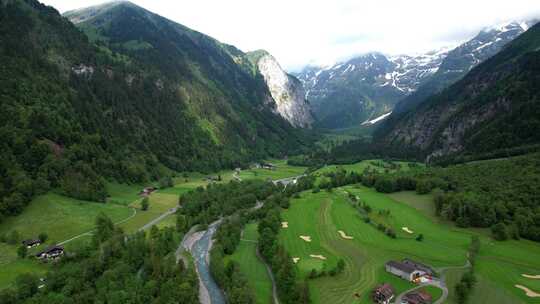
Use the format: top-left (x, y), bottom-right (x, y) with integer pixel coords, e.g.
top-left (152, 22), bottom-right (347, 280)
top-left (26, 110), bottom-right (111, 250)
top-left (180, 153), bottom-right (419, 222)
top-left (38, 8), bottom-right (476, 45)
top-left (295, 21), bottom-right (536, 129)
top-left (375, 21), bottom-right (540, 162)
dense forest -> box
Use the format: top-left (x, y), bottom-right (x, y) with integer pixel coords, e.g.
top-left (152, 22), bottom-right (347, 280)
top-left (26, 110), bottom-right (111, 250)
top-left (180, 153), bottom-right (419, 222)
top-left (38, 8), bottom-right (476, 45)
top-left (0, 0), bottom-right (312, 222)
top-left (0, 213), bottom-right (199, 303)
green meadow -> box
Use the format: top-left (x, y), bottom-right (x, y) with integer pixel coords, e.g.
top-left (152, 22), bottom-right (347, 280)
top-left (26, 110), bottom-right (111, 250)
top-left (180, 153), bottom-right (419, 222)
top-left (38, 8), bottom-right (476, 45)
top-left (0, 193), bottom-right (133, 289)
top-left (277, 185), bottom-right (540, 304)
top-left (227, 223), bottom-right (273, 304)
top-left (238, 159), bottom-right (307, 181)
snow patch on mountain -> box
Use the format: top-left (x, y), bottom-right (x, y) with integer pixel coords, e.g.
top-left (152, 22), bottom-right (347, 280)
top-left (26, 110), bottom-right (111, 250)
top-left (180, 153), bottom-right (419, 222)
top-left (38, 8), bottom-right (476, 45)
top-left (362, 112), bottom-right (393, 125)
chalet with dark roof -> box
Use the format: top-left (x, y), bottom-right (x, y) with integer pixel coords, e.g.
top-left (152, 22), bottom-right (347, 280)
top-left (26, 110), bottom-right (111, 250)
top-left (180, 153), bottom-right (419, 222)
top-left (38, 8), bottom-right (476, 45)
top-left (403, 290), bottom-right (433, 304)
top-left (36, 245), bottom-right (64, 261)
top-left (372, 283), bottom-right (395, 304)
top-left (22, 239), bottom-right (41, 248)
top-left (385, 260), bottom-right (426, 281)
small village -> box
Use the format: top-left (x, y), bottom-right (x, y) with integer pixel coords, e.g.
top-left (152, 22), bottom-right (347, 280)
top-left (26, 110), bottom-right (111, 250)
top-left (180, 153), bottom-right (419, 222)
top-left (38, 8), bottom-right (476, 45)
top-left (372, 259), bottom-right (439, 304)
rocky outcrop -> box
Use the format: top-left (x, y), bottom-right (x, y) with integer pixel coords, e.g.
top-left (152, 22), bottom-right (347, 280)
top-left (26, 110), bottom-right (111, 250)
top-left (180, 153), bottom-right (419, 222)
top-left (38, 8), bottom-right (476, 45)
top-left (253, 52), bottom-right (313, 128)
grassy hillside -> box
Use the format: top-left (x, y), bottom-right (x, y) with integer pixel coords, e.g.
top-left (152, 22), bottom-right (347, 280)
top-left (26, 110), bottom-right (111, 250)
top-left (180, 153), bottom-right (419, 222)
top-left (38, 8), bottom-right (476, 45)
top-left (0, 0), bottom-right (310, 224)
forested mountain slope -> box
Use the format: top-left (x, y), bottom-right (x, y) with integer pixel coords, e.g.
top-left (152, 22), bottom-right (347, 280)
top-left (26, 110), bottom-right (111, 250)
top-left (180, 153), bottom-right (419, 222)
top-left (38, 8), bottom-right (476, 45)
top-left (376, 22), bottom-right (540, 162)
top-left (0, 0), bottom-right (309, 221)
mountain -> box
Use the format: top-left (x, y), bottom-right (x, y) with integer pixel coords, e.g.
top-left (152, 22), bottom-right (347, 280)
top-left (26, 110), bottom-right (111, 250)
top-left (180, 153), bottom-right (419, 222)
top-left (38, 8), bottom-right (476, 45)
top-left (246, 50), bottom-right (313, 128)
top-left (294, 50), bottom-right (449, 129)
top-left (376, 22), bottom-right (540, 162)
top-left (0, 0), bottom-right (309, 219)
top-left (393, 21), bottom-right (536, 115)
top-left (296, 21), bottom-right (534, 130)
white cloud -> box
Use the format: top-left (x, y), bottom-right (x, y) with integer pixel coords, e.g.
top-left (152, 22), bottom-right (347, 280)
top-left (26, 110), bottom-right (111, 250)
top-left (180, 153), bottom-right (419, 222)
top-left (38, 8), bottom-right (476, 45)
top-left (42, 0), bottom-right (540, 71)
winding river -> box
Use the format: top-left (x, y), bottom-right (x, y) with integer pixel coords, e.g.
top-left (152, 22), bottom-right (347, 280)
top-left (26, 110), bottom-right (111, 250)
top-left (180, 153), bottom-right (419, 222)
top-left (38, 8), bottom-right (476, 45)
top-left (193, 222), bottom-right (226, 304)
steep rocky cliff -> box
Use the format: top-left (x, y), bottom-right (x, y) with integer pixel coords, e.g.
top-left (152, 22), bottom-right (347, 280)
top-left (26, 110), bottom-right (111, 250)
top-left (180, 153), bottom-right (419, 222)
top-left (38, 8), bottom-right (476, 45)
top-left (248, 50), bottom-right (313, 128)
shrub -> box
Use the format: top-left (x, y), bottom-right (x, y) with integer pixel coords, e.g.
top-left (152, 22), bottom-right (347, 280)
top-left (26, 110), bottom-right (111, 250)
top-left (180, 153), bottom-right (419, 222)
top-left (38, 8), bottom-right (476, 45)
top-left (416, 234), bottom-right (424, 242)
top-left (491, 223), bottom-right (508, 241)
top-left (17, 245), bottom-right (28, 258)
top-left (38, 232), bottom-right (48, 243)
top-left (141, 197), bottom-right (149, 211)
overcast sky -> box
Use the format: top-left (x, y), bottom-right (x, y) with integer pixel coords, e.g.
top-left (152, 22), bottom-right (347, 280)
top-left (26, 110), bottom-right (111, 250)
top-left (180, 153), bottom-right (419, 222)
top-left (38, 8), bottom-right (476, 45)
top-left (42, 0), bottom-right (540, 71)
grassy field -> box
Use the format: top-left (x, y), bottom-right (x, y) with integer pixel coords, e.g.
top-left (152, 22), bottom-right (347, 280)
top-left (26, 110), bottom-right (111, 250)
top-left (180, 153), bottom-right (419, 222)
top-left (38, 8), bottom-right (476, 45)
top-left (0, 193), bottom-right (133, 289)
top-left (315, 159), bottom-right (419, 177)
top-left (278, 186), bottom-right (540, 304)
top-left (119, 192), bottom-right (179, 233)
top-left (227, 223), bottom-right (273, 304)
top-left (238, 159), bottom-right (307, 181)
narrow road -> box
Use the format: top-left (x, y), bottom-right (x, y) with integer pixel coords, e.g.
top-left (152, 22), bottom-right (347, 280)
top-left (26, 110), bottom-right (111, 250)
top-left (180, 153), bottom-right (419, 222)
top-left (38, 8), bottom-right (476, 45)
top-left (138, 207), bottom-right (178, 231)
top-left (393, 280), bottom-right (448, 304)
top-left (256, 246), bottom-right (280, 304)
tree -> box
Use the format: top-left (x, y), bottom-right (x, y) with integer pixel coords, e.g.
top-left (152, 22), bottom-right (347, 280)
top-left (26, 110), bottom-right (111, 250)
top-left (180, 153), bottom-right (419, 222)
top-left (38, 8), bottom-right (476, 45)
top-left (141, 197), bottom-right (149, 211)
top-left (15, 273), bottom-right (39, 300)
top-left (176, 214), bottom-right (187, 232)
top-left (491, 223), bottom-right (508, 241)
top-left (38, 232), bottom-right (48, 243)
top-left (416, 234), bottom-right (424, 242)
top-left (17, 245), bottom-right (27, 258)
top-left (93, 213), bottom-right (115, 245)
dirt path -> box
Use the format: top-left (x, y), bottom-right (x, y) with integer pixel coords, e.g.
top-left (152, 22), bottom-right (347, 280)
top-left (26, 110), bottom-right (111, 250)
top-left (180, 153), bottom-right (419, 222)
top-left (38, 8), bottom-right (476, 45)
top-left (138, 207), bottom-right (178, 231)
top-left (58, 207), bottom-right (137, 246)
top-left (256, 246), bottom-right (280, 304)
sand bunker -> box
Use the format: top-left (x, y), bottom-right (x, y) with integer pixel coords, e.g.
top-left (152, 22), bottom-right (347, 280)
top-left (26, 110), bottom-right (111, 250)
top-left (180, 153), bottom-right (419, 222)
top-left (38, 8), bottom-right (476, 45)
top-left (300, 235), bottom-right (312, 242)
top-left (338, 230), bottom-right (354, 240)
top-left (522, 274), bottom-right (540, 279)
top-left (310, 254), bottom-right (327, 260)
top-left (402, 227), bottom-right (414, 234)
top-left (281, 222), bottom-right (289, 228)
top-left (292, 257), bottom-right (300, 264)
top-left (515, 285), bottom-right (540, 297)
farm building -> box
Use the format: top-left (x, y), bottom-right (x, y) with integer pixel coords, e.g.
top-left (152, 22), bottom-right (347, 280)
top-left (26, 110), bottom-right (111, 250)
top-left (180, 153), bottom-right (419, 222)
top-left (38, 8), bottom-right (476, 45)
top-left (22, 239), bottom-right (41, 248)
top-left (139, 187), bottom-right (157, 196)
top-left (261, 163), bottom-right (276, 170)
top-left (372, 283), bottom-right (395, 304)
top-left (402, 259), bottom-right (435, 276)
top-left (402, 290), bottom-right (432, 304)
top-left (36, 245), bottom-right (64, 261)
top-left (385, 260), bottom-right (426, 281)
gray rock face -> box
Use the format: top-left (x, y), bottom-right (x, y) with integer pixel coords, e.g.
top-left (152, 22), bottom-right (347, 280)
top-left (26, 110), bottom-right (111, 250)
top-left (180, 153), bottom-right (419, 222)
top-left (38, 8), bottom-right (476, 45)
top-left (256, 53), bottom-right (313, 128)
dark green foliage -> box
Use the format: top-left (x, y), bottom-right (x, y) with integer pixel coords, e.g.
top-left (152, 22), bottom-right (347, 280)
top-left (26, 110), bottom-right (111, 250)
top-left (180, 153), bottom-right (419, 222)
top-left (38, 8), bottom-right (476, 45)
top-left (158, 176), bottom-right (174, 189)
top-left (141, 197), bottom-right (149, 211)
top-left (17, 245), bottom-right (27, 259)
top-left (416, 234), bottom-right (424, 242)
top-left (38, 232), bottom-right (48, 243)
top-left (491, 223), bottom-right (509, 241)
top-left (179, 180), bottom-right (277, 226)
